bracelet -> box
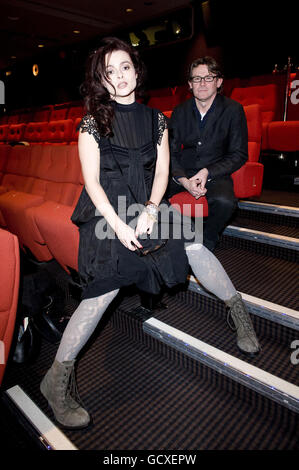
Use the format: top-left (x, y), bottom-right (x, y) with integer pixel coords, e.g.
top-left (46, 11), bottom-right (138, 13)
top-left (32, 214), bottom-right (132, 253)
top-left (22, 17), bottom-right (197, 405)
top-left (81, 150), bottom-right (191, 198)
top-left (145, 200), bottom-right (159, 209)
top-left (145, 200), bottom-right (159, 214)
top-left (145, 204), bottom-right (158, 216)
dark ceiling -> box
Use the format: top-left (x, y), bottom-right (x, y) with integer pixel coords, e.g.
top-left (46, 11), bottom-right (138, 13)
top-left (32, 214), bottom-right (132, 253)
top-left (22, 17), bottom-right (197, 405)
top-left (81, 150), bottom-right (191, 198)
top-left (0, 0), bottom-right (192, 70)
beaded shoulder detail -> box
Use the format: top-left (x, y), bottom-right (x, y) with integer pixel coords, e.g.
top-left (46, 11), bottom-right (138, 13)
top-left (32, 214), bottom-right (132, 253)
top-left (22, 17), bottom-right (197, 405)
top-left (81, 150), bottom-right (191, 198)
top-left (157, 112), bottom-right (167, 145)
top-left (78, 114), bottom-right (101, 143)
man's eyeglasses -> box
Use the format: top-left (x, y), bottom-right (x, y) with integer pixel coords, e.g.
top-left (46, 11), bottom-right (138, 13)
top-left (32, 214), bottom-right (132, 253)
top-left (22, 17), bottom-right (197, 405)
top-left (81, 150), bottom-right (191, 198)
top-left (190, 75), bottom-right (218, 83)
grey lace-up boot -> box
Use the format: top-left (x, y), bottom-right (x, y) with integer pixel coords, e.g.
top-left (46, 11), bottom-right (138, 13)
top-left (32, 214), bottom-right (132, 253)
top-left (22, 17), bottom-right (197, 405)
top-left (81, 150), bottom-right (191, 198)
top-left (40, 360), bottom-right (90, 429)
top-left (226, 293), bottom-right (260, 356)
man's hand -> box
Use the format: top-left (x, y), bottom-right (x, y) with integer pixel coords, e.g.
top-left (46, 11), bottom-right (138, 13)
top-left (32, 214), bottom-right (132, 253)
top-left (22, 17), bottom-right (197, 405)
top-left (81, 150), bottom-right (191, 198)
top-left (178, 173), bottom-right (207, 199)
top-left (189, 168), bottom-right (209, 194)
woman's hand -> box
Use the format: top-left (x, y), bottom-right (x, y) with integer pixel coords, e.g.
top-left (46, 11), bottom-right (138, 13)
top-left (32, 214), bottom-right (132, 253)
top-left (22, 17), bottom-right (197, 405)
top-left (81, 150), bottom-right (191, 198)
top-left (135, 210), bottom-right (155, 238)
top-left (115, 219), bottom-right (143, 251)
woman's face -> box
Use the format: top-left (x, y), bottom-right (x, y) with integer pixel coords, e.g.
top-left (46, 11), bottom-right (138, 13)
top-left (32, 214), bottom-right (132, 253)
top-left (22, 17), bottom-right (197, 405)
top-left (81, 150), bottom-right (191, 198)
top-left (103, 49), bottom-right (137, 104)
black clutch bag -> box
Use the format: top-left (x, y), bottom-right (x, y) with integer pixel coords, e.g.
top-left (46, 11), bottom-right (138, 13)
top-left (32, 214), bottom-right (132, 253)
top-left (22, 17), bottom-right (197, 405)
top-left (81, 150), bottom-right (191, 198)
top-left (133, 235), bottom-right (167, 257)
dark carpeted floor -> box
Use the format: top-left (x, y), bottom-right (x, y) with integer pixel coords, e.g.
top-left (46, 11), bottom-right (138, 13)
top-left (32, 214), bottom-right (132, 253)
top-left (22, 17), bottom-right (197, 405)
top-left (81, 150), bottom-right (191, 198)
top-left (2, 289), bottom-right (299, 450)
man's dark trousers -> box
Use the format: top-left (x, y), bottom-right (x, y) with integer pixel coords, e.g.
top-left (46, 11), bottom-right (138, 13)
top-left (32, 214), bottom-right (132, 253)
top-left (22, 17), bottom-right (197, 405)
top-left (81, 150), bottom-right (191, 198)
top-left (168, 175), bottom-right (237, 252)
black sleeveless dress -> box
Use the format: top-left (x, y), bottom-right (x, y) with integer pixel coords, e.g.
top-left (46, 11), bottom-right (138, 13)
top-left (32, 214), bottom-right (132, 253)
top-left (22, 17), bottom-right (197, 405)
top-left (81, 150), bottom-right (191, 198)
top-left (71, 101), bottom-right (189, 299)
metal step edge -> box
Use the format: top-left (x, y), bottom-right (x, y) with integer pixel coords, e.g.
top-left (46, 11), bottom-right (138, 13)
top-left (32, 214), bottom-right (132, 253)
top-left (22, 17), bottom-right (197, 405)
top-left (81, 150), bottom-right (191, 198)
top-left (223, 225), bottom-right (299, 250)
top-left (188, 275), bottom-right (299, 331)
top-left (143, 317), bottom-right (299, 414)
top-left (4, 385), bottom-right (78, 450)
top-left (238, 200), bottom-right (299, 218)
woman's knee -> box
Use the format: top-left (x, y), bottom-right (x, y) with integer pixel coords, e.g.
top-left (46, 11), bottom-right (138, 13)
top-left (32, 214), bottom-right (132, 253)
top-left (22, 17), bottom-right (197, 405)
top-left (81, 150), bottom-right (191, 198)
top-left (185, 242), bottom-right (204, 252)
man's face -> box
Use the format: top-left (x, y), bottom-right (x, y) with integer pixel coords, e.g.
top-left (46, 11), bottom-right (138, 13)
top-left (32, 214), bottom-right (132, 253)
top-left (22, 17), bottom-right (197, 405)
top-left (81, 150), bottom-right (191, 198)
top-left (188, 64), bottom-right (223, 103)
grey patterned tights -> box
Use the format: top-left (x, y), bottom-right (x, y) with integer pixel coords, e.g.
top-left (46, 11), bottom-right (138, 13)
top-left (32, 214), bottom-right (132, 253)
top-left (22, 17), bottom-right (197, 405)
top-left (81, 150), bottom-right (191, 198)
top-left (55, 243), bottom-right (236, 363)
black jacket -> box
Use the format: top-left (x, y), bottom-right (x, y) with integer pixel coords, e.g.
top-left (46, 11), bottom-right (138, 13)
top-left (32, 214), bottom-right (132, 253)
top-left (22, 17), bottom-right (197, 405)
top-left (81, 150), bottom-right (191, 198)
top-left (169, 94), bottom-right (248, 180)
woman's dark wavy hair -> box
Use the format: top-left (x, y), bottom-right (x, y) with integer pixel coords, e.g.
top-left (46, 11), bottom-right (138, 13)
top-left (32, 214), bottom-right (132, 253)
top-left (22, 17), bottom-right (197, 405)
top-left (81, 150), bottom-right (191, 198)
top-left (80, 37), bottom-right (146, 136)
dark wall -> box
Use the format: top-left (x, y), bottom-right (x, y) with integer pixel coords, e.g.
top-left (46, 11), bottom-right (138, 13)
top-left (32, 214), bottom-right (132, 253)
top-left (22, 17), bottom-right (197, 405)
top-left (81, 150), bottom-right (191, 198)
top-left (0, 0), bottom-right (297, 111)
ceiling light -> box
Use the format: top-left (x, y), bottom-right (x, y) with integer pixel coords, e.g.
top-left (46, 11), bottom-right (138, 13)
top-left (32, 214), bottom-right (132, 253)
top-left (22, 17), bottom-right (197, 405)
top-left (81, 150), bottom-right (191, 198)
top-left (32, 64), bottom-right (39, 77)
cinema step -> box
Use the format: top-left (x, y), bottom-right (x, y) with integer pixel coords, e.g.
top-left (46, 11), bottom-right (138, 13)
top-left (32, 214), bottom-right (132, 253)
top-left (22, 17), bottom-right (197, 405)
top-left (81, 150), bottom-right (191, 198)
top-left (226, 199), bottom-right (299, 250)
top-left (223, 225), bottom-right (299, 251)
top-left (238, 200), bottom-right (299, 218)
top-left (187, 275), bottom-right (299, 332)
top-left (143, 317), bottom-right (299, 413)
top-left (112, 289), bottom-right (299, 415)
top-left (214, 236), bottom-right (298, 311)
top-left (2, 304), bottom-right (298, 450)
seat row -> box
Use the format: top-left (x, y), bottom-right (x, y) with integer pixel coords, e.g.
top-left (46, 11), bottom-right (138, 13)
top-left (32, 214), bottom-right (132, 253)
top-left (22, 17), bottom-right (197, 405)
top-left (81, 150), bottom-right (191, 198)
top-left (1, 69), bottom-right (298, 152)
top-left (146, 75), bottom-right (299, 153)
top-left (231, 85), bottom-right (299, 153)
top-left (0, 102), bottom-right (83, 125)
top-left (0, 118), bottom-right (82, 145)
top-left (0, 103), bottom-right (263, 275)
top-left (0, 144), bottom-right (82, 271)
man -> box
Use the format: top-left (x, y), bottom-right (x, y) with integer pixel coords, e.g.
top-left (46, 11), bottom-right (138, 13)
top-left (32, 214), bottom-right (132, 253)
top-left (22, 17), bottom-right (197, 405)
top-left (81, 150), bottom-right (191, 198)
top-left (168, 56), bottom-right (248, 251)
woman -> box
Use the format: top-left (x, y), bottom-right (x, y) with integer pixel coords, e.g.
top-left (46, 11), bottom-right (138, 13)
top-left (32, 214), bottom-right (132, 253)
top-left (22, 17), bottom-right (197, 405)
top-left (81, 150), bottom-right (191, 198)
top-left (40, 37), bottom-right (260, 430)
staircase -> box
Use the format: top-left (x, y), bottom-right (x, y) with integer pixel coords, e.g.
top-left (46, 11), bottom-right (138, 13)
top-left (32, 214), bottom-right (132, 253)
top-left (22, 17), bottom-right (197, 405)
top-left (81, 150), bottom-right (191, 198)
top-left (1, 194), bottom-right (299, 450)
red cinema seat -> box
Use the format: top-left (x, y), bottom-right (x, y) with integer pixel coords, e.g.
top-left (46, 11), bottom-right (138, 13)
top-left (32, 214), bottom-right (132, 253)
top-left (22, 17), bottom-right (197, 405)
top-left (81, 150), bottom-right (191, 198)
top-left (0, 145), bottom-right (11, 192)
top-left (7, 124), bottom-right (26, 143)
top-left (24, 121), bottom-right (49, 144)
top-left (0, 125), bottom-right (9, 144)
top-left (232, 104), bottom-right (264, 198)
top-left (50, 104), bottom-right (69, 121)
top-left (267, 121), bottom-right (299, 152)
top-left (0, 145), bottom-right (12, 224)
top-left (67, 105), bottom-right (84, 121)
top-left (174, 85), bottom-right (192, 104)
top-left (0, 229), bottom-right (20, 387)
top-left (70, 117), bottom-right (81, 144)
top-left (46, 119), bottom-right (74, 144)
top-left (0, 145), bottom-right (51, 259)
top-left (169, 191), bottom-right (209, 218)
top-left (24, 145), bottom-right (83, 267)
top-left (147, 95), bottom-right (180, 113)
top-left (30, 146), bottom-right (83, 272)
top-left (0, 145), bottom-right (81, 261)
top-left (231, 84), bottom-right (279, 149)
top-left (32, 201), bottom-right (80, 272)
